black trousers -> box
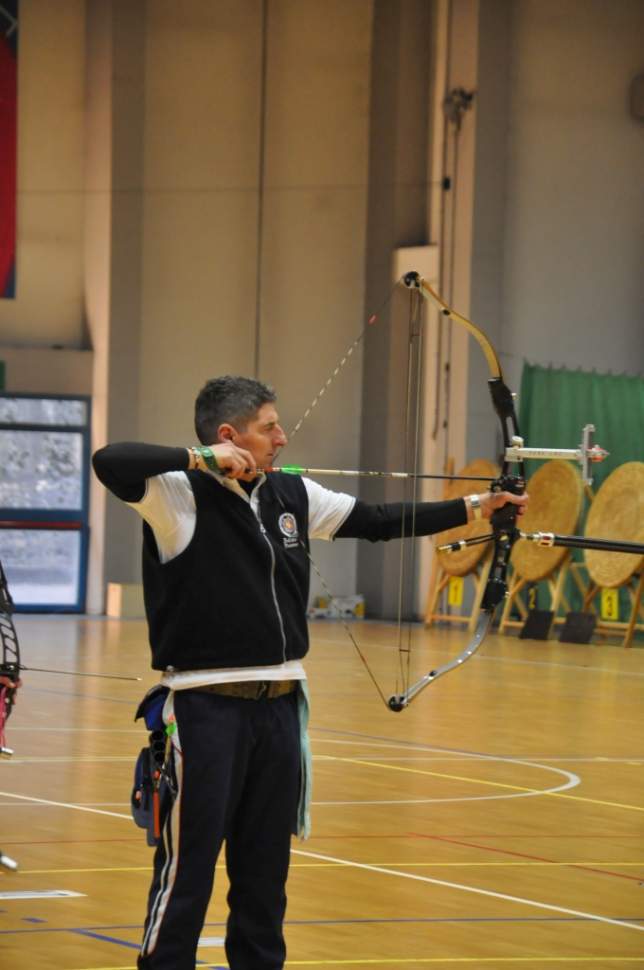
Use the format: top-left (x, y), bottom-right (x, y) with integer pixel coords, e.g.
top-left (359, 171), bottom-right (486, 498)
top-left (137, 688), bottom-right (301, 970)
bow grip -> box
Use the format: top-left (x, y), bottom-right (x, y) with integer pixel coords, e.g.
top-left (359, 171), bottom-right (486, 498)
top-left (490, 474), bottom-right (525, 532)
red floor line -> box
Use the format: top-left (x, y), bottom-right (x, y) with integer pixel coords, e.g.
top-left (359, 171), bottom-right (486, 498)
top-left (409, 832), bottom-right (643, 883)
top-left (308, 832), bottom-right (640, 839)
top-left (1, 837), bottom-right (143, 846)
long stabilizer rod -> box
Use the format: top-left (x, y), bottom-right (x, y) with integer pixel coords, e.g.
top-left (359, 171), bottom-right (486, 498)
top-left (439, 531), bottom-right (644, 556)
top-left (520, 532), bottom-right (644, 556)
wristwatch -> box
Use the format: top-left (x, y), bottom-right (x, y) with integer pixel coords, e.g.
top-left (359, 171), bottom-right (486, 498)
top-left (195, 446), bottom-right (219, 472)
top-left (468, 494), bottom-right (483, 521)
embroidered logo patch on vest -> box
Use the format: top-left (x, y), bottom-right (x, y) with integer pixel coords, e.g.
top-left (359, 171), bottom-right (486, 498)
top-left (278, 512), bottom-right (299, 548)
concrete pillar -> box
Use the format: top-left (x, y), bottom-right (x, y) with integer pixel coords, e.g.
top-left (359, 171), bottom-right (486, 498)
top-left (358, 0), bottom-right (432, 619)
top-left (84, 0), bottom-right (145, 612)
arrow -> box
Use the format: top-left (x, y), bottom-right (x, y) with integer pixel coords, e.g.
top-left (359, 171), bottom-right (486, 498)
top-left (18, 665), bottom-right (142, 681)
top-left (265, 465), bottom-right (492, 482)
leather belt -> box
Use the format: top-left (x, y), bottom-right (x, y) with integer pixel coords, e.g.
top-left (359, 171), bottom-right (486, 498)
top-left (191, 680), bottom-right (299, 700)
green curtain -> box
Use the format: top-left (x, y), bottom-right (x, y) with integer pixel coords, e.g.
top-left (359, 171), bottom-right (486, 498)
top-left (519, 363), bottom-right (644, 489)
top-left (517, 363), bottom-right (644, 627)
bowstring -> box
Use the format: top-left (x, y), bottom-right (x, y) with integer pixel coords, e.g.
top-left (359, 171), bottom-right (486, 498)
top-left (395, 289), bottom-right (424, 700)
top-left (271, 281), bottom-right (402, 708)
top-left (282, 282), bottom-right (401, 448)
top-left (303, 547), bottom-right (389, 708)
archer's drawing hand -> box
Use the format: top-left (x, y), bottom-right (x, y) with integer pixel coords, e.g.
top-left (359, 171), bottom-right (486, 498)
top-left (198, 442), bottom-right (257, 480)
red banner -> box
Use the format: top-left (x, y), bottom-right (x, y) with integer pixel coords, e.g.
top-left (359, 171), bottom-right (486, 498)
top-left (0, 2), bottom-right (17, 299)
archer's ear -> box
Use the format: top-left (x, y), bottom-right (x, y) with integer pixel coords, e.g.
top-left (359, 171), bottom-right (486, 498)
top-left (217, 423), bottom-right (236, 444)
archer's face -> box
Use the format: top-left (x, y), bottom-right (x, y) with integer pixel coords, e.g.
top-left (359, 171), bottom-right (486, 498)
top-left (231, 403), bottom-right (287, 470)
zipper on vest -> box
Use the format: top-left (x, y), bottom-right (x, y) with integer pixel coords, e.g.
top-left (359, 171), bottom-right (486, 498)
top-left (255, 509), bottom-right (288, 661)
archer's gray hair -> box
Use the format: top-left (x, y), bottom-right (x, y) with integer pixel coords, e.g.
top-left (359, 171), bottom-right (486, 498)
top-left (194, 375), bottom-right (277, 444)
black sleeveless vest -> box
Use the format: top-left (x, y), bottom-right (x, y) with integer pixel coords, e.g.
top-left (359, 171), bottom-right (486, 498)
top-left (142, 471), bottom-right (310, 671)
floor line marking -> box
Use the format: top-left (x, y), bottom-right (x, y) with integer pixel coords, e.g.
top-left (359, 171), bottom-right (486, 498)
top-left (407, 833), bottom-right (643, 883)
top-left (286, 959), bottom-right (644, 965)
top-left (315, 636), bottom-right (644, 677)
top-left (284, 959), bottom-right (644, 965)
top-left (15, 861), bottom-right (644, 876)
top-left (58, 958), bottom-right (644, 969)
top-left (17, 867), bottom-right (154, 874)
top-left (5, 756), bottom-right (136, 764)
top-left (291, 847), bottom-right (644, 934)
top-left (5, 914), bottom-right (644, 938)
top-left (310, 740), bottom-right (644, 763)
top-left (330, 757), bottom-right (641, 812)
top-left (7, 727), bottom-right (142, 733)
top-left (4, 792), bottom-right (643, 938)
top-left (0, 791), bottom-right (131, 820)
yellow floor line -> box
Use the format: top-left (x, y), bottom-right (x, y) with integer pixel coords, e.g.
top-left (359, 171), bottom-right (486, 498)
top-left (16, 861), bottom-right (644, 875)
top-left (284, 960), bottom-right (644, 966)
top-left (332, 756), bottom-right (644, 813)
top-left (62, 958), bottom-right (644, 969)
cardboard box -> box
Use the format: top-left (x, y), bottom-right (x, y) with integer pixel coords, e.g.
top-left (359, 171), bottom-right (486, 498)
top-left (308, 594), bottom-right (365, 620)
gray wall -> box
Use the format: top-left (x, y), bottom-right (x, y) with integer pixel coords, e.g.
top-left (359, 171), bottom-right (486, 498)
top-left (501, 0), bottom-right (644, 392)
top-left (465, 0), bottom-right (644, 468)
top-left (358, 0), bottom-right (432, 619)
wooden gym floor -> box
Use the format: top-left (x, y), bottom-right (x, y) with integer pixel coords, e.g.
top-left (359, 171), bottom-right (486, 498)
top-left (1, 615), bottom-right (643, 969)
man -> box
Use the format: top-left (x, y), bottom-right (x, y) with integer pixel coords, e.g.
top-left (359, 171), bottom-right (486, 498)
top-left (93, 375), bottom-right (527, 970)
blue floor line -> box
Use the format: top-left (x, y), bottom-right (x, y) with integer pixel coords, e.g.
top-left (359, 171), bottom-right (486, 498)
top-left (2, 914), bottom-right (644, 936)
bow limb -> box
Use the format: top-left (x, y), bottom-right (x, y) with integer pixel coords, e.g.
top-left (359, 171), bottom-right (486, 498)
top-left (0, 560), bottom-right (138, 873)
top-left (402, 271), bottom-right (522, 470)
top-left (389, 610), bottom-right (493, 710)
top-left (388, 523), bottom-right (515, 712)
top-left (0, 559), bottom-right (20, 757)
top-left (0, 560), bottom-right (20, 871)
top-left (403, 272), bottom-right (503, 378)
top-left (0, 558), bottom-right (140, 757)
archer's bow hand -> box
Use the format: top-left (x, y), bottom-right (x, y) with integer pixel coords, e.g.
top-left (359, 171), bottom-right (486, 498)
top-left (0, 675), bottom-right (21, 691)
top-left (0, 672), bottom-right (20, 757)
top-left (476, 489), bottom-right (529, 521)
top-left (0, 673), bottom-right (21, 718)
